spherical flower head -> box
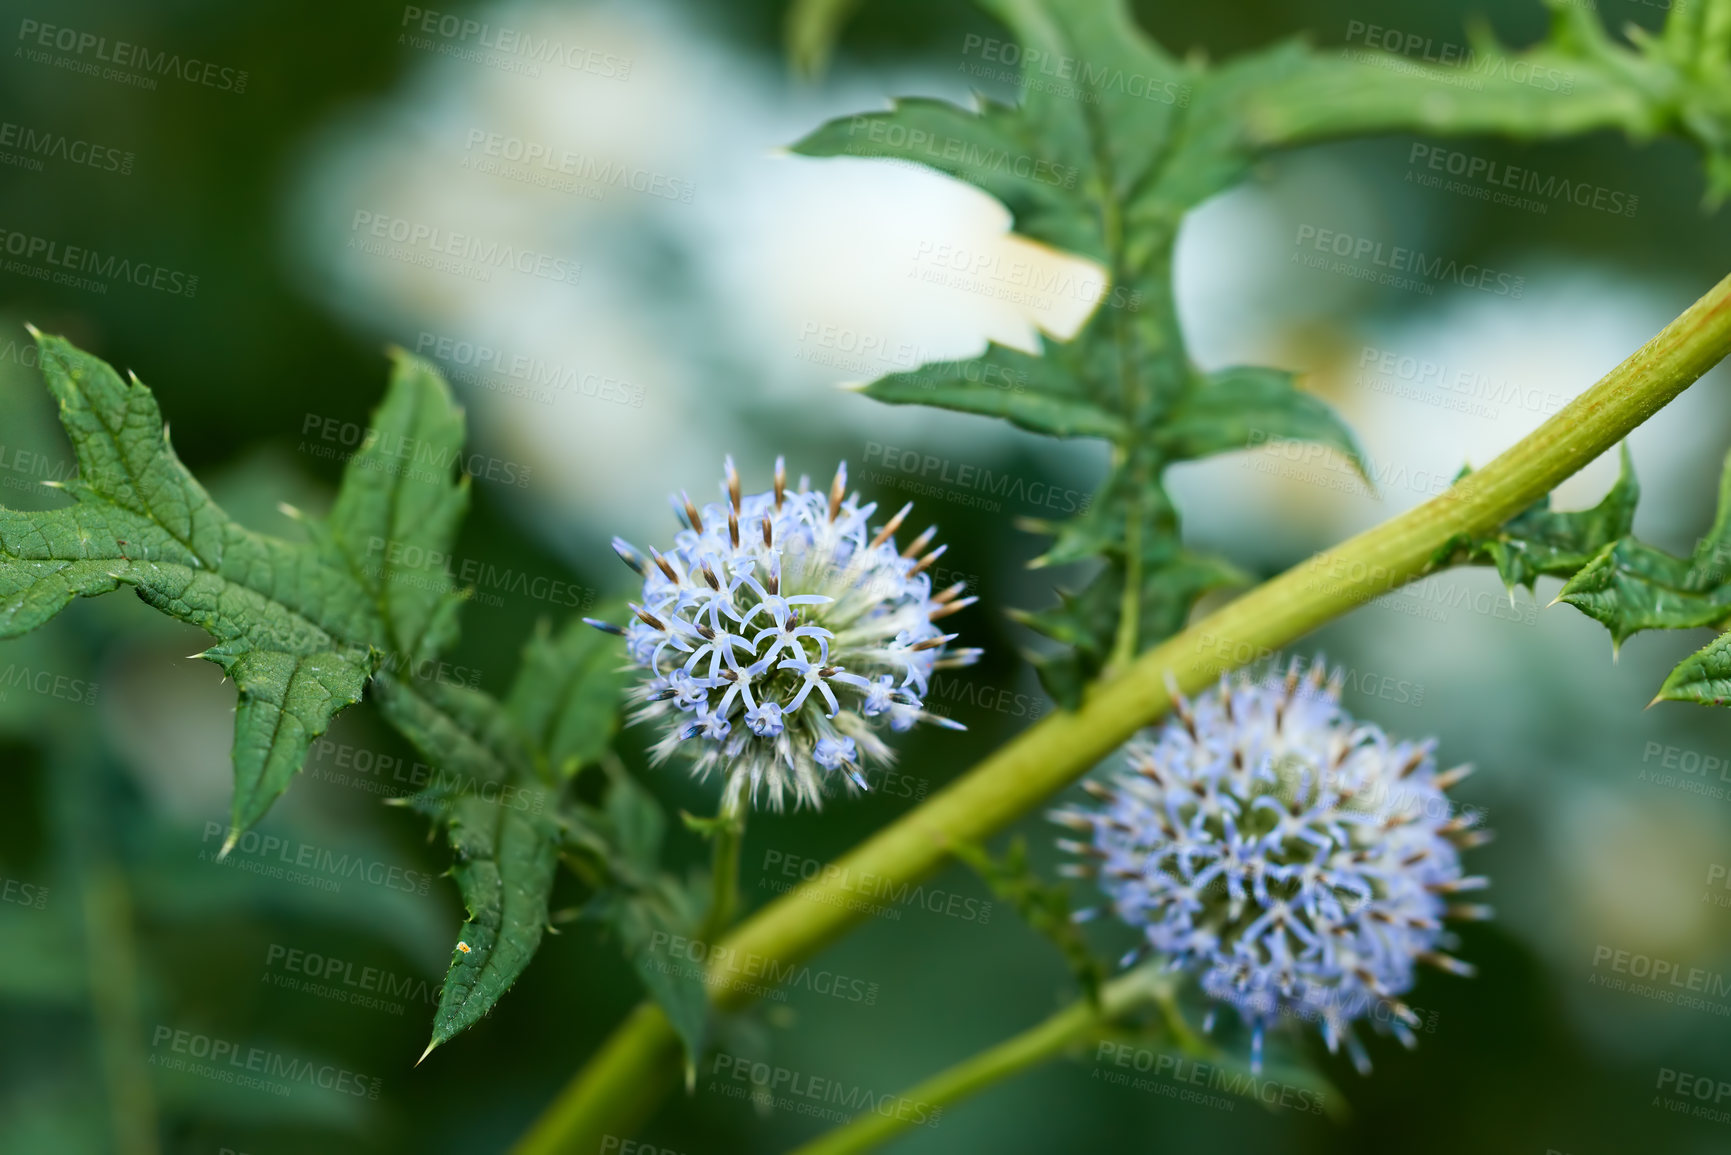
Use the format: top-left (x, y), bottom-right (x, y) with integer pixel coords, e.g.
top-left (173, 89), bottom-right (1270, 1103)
top-left (1055, 659), bottom-right (1491, 1075)
top-left (595, 457), bottom-right (981, 812)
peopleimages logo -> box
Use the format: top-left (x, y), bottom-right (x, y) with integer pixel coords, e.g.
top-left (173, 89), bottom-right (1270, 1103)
top-left (413, 331), bottom-right (643, 408)
top-left (862, 441), bottom-right (1091, 515)
top-left (644, 931), bottom-right (880, 1006)
top-left (0, 228), bottom-right (198, 297)
top-left (708, 1052), bottom-right (943, 1128)
top-left (149, 1025), bottom-right (381, 1099)
top-left (959, 33), bottom-right (1192, 107)
top-left (199, 823), bottom-right (434, 896)
top-left (1293, 225), bottom-right (1524, 298)
top-left (839, 116), bottom-right (1079, 189)
top-left (0, 120), bottom-right (134, 174)
top-left (758, 849), bottom-right (993, 924)
top-left (462, 130), bottom-right (694, 203)
top-left (348, 211), bottom-right (581, 287)
top-left (399, 7), bottom-right (632, 79)
top-left (1407, 143), bottom-right (1637, 217)
top-left (300, 412), bottom-right (533, 489)
top-left (1341, 20), bottom-right (1574, 94)
top-left (16, 18), bottom-right (250, 92)
top-left (363, 535), bottom-right (593, 611)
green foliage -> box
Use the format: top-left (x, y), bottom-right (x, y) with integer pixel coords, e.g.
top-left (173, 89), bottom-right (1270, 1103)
top-left (585, 762), bottom-right (709, 1072)
top-left (1442, 445), bottom-right (1731, 705)
top-left (0, 330), bottom-right (695, 1059)
top-left (953, 835), bottom-right (1105, 1005)
top-left (792, 0), bottom-right (1731, 704)
top-left (0, 333), bottom-right (386, 841)
top-left (1432, 445), bottom-right (1640, 597)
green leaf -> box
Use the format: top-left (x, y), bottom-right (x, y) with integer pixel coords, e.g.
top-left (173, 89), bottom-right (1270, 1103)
top-left (1657, 632), bottom-right (1731, 706)
top-left (1556, 540), bottom-right (1731, 648)
top-left (1435, 444), bottom-right (1639, 593)
top-left (1155, 366), bottom-right (1366, 478)
top-left (1445, 445), bottom-right (1731, 706)
top-left (858, 343), bottom-right (1124, 440)
top-left (376, 674), bottom-right (563, 1058)
top-left (797, 0), bottom-right (1731, 697)
top-left (326, 349), bottom-right (472, 665)
top-left (0, 332), bottom-right (388, 841)
top-left (506, 611), bottom-right (631, 780)
top-left (0, 330), bottom-right (635, 1055)
top-left (792, 0), bottom-right (1356, 692)
top-left (388, 614), bottom-right (634, 1056)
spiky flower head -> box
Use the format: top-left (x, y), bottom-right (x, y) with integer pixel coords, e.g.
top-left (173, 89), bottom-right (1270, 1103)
top-left (1055, 659), bottom-right (1491, 1075)
top-left (593, 457), bottom-right (980, 812)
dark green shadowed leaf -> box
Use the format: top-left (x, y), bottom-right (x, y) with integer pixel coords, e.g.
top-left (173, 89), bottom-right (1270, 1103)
top-left (582, 764), bottom-right (709, 1073)
top-left (506, 611), bottom-right (631, 779)
top-left (376, 674), bottom-right (562, 1058)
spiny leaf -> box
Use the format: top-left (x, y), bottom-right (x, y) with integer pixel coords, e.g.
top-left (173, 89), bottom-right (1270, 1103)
top-left (1446, 445), bottom-right (1731, 705)
top-left (326, 349), bottom-right (472, 665)
top-left (1657, 632), bottom-right (1731, 706)
top-left (1434, 444), bottom-right (1639, 594)
top-left (791, 0), bottom-right (1359, 701)
top-left (377, 674), bottom-right (560, 1058)
top-left (0, 332), bottom-right (390, 841)
top-left (795, 0), bottom-right (1731, 703)
top-left (0, 331), bottom-right (636, 1055)
top-left (1557, 540), bottom-right (1731, 648)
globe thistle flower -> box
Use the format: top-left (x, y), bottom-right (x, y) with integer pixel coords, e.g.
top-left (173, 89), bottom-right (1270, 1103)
top-left (591, 457), bottom-right (980, 812)
top-left (1054, 659), bottom-right (1491, 1075)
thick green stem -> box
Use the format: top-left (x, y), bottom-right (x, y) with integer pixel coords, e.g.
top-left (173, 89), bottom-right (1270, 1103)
top-left (789, 967), bottom-right (1172, 1155)
top-left (514, 270), bottom-right (1731, 1154)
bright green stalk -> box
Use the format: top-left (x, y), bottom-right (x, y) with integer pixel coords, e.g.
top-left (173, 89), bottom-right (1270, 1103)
top-left (513, 270), bottom-right (1731, 1155)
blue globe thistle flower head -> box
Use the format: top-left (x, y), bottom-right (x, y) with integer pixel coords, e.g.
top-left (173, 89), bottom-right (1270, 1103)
top-left (1055, 659), bottom-right (1491, 1075)
top-left (593, 457), bottom-right (981, 812)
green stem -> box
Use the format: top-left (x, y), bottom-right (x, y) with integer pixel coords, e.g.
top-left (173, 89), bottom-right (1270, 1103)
top-left (790, 967), bottom-right (1172, 1155)
top-left (514, 270), bottom-right (1731, 1153)
top-left (698, 793), bottom-right (746, 943)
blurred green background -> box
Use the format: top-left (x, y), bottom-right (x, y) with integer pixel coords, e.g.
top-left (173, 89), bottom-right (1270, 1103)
top-left (3, 0), bottom-right (1731, 1152)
